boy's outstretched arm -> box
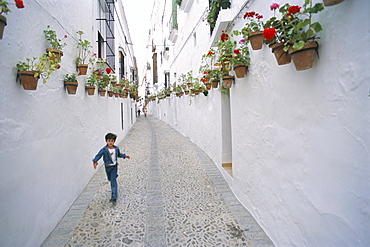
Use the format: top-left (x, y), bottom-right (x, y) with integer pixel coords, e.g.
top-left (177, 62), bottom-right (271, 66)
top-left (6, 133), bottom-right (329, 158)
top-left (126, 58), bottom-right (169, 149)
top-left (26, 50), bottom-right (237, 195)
top-left (93, 161), bottom-right (98, 169)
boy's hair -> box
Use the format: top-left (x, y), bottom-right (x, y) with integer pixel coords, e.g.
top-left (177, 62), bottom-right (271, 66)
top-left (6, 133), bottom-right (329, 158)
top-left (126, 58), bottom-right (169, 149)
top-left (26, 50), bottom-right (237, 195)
top-left (105, 133), bottom-right (117, 141)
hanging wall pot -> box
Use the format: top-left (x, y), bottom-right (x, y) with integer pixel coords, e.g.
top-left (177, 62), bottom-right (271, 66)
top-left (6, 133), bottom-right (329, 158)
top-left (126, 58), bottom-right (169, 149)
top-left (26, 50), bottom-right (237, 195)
top-left (288, 42), bottom-right (318, 71)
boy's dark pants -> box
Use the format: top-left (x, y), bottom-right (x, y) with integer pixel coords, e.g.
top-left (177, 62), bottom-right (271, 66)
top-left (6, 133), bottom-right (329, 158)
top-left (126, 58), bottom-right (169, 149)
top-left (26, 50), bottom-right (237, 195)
top-left (105, 165), bottom-right (118, 200)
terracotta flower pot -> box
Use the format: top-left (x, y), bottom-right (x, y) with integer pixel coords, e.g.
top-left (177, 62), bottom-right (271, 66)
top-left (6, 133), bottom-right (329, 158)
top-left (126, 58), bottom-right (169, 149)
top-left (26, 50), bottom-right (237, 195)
top-left (85, 86), bottom-right (95, 95)
top-left (77, 64), bottom-right (88, 75)
top-left (248, 31), bottom-right (264, 50)
top-left (108, 91), bottom-right (114, 97)
top-left (323, 0), bottom-right (345, 6)
top-left (46, 48), bottom-right (63, 61)
top-left (270, 43), bottom-right (291, 65)
top-left (222, 75), bottom-right (234, 88)
top-left (289, 42), bottom-right (318, 71)
top-left (233, 64), bottom-right (248, 78)
top-left (211, 79), bottom-right (219, 88)
top-left (98, 89), bottom-right (106, 96)
top-left (18, 71), bottom-right (39, 90)
top-left (64, 81), bottom-right (78, 94)
top-left (0, 14), bottom-right (7, 40)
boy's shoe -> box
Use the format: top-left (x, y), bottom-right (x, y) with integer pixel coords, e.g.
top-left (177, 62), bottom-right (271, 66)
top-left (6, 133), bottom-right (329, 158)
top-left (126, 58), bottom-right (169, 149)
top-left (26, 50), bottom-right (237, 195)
top-left (110, 198), bottom-right (117, 203)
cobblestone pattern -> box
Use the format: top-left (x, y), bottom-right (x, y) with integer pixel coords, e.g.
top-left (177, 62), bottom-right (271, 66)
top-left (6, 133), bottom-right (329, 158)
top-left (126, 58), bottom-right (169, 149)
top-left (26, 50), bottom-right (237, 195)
top-left (41, 117), bottom-right (274, 247)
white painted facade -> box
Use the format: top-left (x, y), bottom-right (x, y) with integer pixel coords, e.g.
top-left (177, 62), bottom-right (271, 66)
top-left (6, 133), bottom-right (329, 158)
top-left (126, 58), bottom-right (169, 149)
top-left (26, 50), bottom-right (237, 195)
top-left (0, 1), bottom-right (137, 246)
top-left (146, 0), bottom-right (370, 246)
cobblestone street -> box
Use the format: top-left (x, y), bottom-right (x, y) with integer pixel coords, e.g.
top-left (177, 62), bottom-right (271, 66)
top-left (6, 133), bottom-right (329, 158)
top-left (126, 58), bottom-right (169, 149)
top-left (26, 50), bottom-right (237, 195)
top-left (42, 117), bottom-right (274, 247)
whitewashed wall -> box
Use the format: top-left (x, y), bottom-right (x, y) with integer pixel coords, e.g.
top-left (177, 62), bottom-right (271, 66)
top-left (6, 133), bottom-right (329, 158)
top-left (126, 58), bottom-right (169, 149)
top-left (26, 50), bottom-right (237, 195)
top-left (148, 0), bottom-right (370, 246)
top-left (0, 1), bottom-right (136, 246)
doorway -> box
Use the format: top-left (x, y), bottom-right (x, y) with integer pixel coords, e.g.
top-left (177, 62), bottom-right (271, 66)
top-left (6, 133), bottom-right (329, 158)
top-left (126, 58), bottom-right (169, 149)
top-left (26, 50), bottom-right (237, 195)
top-left (221, 94), bottom-right (233, 177)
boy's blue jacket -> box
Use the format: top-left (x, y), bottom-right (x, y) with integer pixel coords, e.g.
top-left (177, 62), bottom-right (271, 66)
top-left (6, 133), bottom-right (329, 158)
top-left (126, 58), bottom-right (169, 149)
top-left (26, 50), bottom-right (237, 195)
top-left (92, 145), bottom-right (126, 165)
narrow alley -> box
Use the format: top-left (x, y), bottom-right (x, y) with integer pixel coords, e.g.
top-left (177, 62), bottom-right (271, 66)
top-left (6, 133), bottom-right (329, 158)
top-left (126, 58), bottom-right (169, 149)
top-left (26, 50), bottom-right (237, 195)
top-left (41, 117), bottom-right (274, 247)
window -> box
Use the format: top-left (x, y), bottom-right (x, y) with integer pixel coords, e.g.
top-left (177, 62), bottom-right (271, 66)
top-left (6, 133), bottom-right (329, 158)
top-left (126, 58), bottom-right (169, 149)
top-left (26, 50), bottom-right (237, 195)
top-left (119, 51), bottom-right (125, 80)
top-left (121, 103), bottom-right (124, 130)
top-left (164, 71), bottom-right (170, 88)
top-left (152, 53), bottom-right (158, 84)
top-left (97, 0), bottom-right (115, 70)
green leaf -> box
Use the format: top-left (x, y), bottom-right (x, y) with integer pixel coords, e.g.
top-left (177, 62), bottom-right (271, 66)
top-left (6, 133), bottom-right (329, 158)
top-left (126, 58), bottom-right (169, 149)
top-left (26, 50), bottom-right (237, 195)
top-left (297, 19), bottom-right (310, 30)
top-left (311, 22), bottom-right (322, 32)
top-left (305, 29), bottom-right (314, 39)
top-left (293, 41), bottom-right (305, 50)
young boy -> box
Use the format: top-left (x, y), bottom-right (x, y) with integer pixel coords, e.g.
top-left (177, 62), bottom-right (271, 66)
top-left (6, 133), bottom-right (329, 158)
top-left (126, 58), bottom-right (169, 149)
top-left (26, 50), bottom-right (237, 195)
top-left (92, 133), bottom-right (130, 203)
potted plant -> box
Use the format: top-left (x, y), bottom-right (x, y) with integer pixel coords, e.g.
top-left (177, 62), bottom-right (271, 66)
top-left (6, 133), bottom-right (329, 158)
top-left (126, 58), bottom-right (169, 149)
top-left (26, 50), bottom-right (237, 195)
top-left (43, 26), bottom-right (66, 61)
top-left (107, 84), bottom-right (114, 97)
top-left (0, 0), bottom-right (24, 39)
top-left (282, 0), bottom-right (324, 70)
top-left (242, 11), bottom-right (265, 50)
top-left (215, 31), bottom-right (236, 72)
top-left (191, 79), bottom-right (202, 95)
top-left (97, 78), bottom-right (108, 96)
top-left (63, 73), bottom-right (78, 94)
top-left (229, 35), bottom-right (250, 78)
top-left (16, 53), bottom-right (60, 90)
top-left (109, 73), bottom-right (117, 86)
top-left (263, 3), bottom-right (292, 65)
top-left (113, 86), bottom-right (120, 98)
top-left (208, 69), bottom-right (223, 88)
top-left (199, 48), bottom-right (217, 81)
top-left (76, 30), bottom-right (93, 75)
top-left (222, 73), bottom-right (234, 88)
top-left (85, 73), bottom-right (97, 95)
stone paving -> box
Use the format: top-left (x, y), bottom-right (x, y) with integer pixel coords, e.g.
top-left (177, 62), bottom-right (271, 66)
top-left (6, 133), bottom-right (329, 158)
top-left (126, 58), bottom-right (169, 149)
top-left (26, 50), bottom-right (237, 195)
top-left (41, 116), bottom-right (274, 247)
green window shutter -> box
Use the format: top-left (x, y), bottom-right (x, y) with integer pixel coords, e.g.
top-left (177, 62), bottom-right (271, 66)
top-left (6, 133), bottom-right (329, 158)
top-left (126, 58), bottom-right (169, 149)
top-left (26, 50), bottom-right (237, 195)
top-left (172, 0), bottom-right (178, 29)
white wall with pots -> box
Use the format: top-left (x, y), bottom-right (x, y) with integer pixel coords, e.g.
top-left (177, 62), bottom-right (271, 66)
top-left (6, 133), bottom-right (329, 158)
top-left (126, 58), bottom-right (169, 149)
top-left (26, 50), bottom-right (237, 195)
top-left (0, 1), bottom-right (137, 246)
top-left (147, 0), bottom-right (370, 246)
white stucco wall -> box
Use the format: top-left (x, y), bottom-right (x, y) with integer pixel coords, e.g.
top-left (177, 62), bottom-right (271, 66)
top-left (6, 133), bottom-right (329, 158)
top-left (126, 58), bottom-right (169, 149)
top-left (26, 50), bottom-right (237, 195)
top-left (148, 0), bottom-right (370, 246)
top-left (0, 1), bottom-right (136, 246)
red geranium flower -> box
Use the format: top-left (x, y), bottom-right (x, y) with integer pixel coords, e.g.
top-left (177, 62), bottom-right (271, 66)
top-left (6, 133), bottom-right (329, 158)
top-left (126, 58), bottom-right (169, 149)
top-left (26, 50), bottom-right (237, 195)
top-left (233, 49), bottom-right (240, 54)
top-left (201, 78), bottom-right (207, 82)
top-left (105, 68), bottom-right (111, 74)
top-left (262, 28), bottom-right (276, 40)
top-left (220, 32), bottom-right (229, 42)
top-left (243, 11), bottom-right (255, 19)
top-left (287, 5), bottom-right (301, 15)
top-left (207, 51), bottom-right (214, 56)
top-left (14, 0), bottom-right (25, 9)
top-left (203, 71), bottom-right (208, 74)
